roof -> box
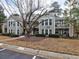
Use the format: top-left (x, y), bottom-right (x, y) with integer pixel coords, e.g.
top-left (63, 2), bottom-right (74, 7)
top-left (8, 15), bottom-right (23, 22)
top-left (0, 5), bottom-right (3, 11)
top-left (55, 17), bottom-right (64, 21)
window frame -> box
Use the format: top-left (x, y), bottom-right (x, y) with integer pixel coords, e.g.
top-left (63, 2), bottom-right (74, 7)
top-left (49, 19), bottom-right (52, 25)
top-left (9, 21), bottom-right (10, 27)
top-left (42, 29), bottom-right (44, 34)
top-left (42, 20), bottom-right (44, 26)
top-left (49, 29), bottom-right (52, 34)
top-left (45, 19), bottom-right (48, 25)
top-left (45, 29), bottom-right (48, 35)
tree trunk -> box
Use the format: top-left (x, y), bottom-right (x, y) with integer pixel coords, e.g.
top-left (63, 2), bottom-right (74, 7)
top-left (25, 30), bottom-right (32, 38)
top-left (0, 25), bottom-right (2, 33)
top-left (22, 20), bottom-right (26, 35)
top-left (26, 32), bottom-right (31, 38)
top-left (69, 24), bottom-right (74, 37)
top-left (22, 26), bottom-right (26, 35)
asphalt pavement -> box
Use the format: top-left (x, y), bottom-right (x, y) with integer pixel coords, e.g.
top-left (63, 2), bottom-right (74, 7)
top-left (0, 49), bottom-right (46, 59)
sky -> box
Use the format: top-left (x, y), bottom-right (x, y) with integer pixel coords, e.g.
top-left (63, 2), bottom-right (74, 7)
top-left (0, 0), bottom-right (66, 17)
top-left (40, 0), bottom-right (66, 9)
top-left (55, 0), bottom-right (66, 8)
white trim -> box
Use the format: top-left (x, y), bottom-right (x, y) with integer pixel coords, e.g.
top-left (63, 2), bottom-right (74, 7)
top-left (32, 56), bottom-right (37, 59)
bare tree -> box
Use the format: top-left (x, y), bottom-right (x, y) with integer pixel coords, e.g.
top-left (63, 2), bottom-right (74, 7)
top-left (0, 0), bottom-right (49, 37)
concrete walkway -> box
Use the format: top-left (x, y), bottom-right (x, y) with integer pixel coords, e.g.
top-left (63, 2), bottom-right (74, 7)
top-left (0, 43), bottom-right (79, 59)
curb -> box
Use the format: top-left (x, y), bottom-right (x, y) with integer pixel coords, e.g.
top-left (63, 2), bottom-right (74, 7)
top-left (0, 43), bottom-right (79, 59)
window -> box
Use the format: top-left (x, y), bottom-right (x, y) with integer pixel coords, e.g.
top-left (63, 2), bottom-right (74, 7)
top-left (45, 19), bottom-right (48, 25)
top-left (11, 29), bottom-right (12, 33)
top-left (13, 21), bottom-right (15, 26)
top-left (42, 29), bottom-right (44, 34)
top-left (5, 28), bottom-right (7, 33)
top-left (55, 24), bottom-right (57, 27)
top-left (11, 21), bottom-right (12, 25)
top-left (49, 29), bottom-right (52, 34)
top-left (17, 22), bottom-right (19, 26)
top-left (9, 21), bottom-right (10, 27)
top-left (9, 29), bottom-right (10, 33)
top-left (17, 29), bottom-right (19, 35)
top-left (49, 19), bottom-right (52, 25)
top-left (13, 23), bottom-right (15, 26)
top-left (42, 20), bottom-right (44, 25)
top-left (45, 29), bottom-right (48, 35)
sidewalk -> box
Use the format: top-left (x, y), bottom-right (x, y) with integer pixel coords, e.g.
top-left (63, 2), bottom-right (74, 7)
top-left (0, 42), bottom-right (79, 59)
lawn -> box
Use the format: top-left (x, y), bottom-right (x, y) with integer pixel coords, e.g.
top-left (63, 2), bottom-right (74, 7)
top-left (0, 35), bottom-right (11, 40)
top-left (2, 37), bottom-right (79, 56)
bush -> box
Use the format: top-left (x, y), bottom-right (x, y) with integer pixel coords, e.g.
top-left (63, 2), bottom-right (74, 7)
top-left (35, 34), bottom-right (46, 37)
top-left (48, 34), bottom-right (60, 38)
top-left (2, 33), bottom-right (19, 37)
top-left (2, 33), bottom-right (11, 36)
top-left (10, 34), bottom-right (19, 37)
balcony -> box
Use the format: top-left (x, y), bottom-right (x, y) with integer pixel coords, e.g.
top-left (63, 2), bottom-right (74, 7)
top-left (55, 24), bottom-right (69, 29)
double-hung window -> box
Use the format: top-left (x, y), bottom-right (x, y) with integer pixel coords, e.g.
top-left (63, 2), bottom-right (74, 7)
top-left (49, 29), bottom-right (52, 34)
top-left (45, 29), bottom-right (48, 35)
top-left (42, 20), bottom-right (44, 25)
top-left (42, 29), bottom-right (44, 34)
top-left (45, 19), bottom-right (48, 25)
top-left (9, 21), bottom-right (10, 27)
top-left (49, 19), bottom-right (52, 25)
top-left (17, 22), bottom-right (19, 26)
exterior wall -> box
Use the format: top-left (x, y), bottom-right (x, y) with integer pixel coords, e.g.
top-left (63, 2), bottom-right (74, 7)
top-left (2, 13), bottom-right (70, 37)
top-left (55, 18), bottom-right (69, 36)
top-left (15, 22), bottom-right (23, 35)
top-left (7, 19), bottom-right (16, 34)
top-left (38, 14), bottom-right (55, 35)
top-left (4, 18), bottom-right (23, 35)
top-left (2, 23), bottom-right (7, 33)
top-left (69, 24), bottom-right (74, 37)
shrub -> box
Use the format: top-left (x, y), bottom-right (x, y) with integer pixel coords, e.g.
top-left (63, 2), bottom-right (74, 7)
top-left (2, 33), bottom-right (11, 36)
top-left (10, 33), bottom-right (19, 37)
top-left (48, 34), bottom-right (60, 38)
top-left (2, 33), bottom-right (19, 37)
top-left (35, 34), bottom-right (46, 37)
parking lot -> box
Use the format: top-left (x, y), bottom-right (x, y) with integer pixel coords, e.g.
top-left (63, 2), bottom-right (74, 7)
top-left (0, 48), bottom-right (46, 59)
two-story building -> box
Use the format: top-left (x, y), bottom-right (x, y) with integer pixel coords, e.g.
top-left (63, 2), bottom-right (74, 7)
top-left (2, 15), bottom-right (23, 35)
top-left (2, 13), bottom-right (70, 37)
top-left (55, 17), bottom-right (69, 37)
top-left (38, 13), bottom-right (55, 35)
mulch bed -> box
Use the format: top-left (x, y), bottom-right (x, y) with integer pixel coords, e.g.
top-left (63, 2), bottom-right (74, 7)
top-left (0, 35), bottom-right (10, 40)
top-left (2, 37), bottom-right (79, 56)
top-left (18, 36), bottom-right (46, 42)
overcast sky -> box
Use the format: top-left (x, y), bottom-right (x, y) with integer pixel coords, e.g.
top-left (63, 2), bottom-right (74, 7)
top-left (40, 0), bottom-right (66, 9)
top-left (55, 0), bottom-right (66, 8)
top-left (0, 0), bottom-right (66, 17)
